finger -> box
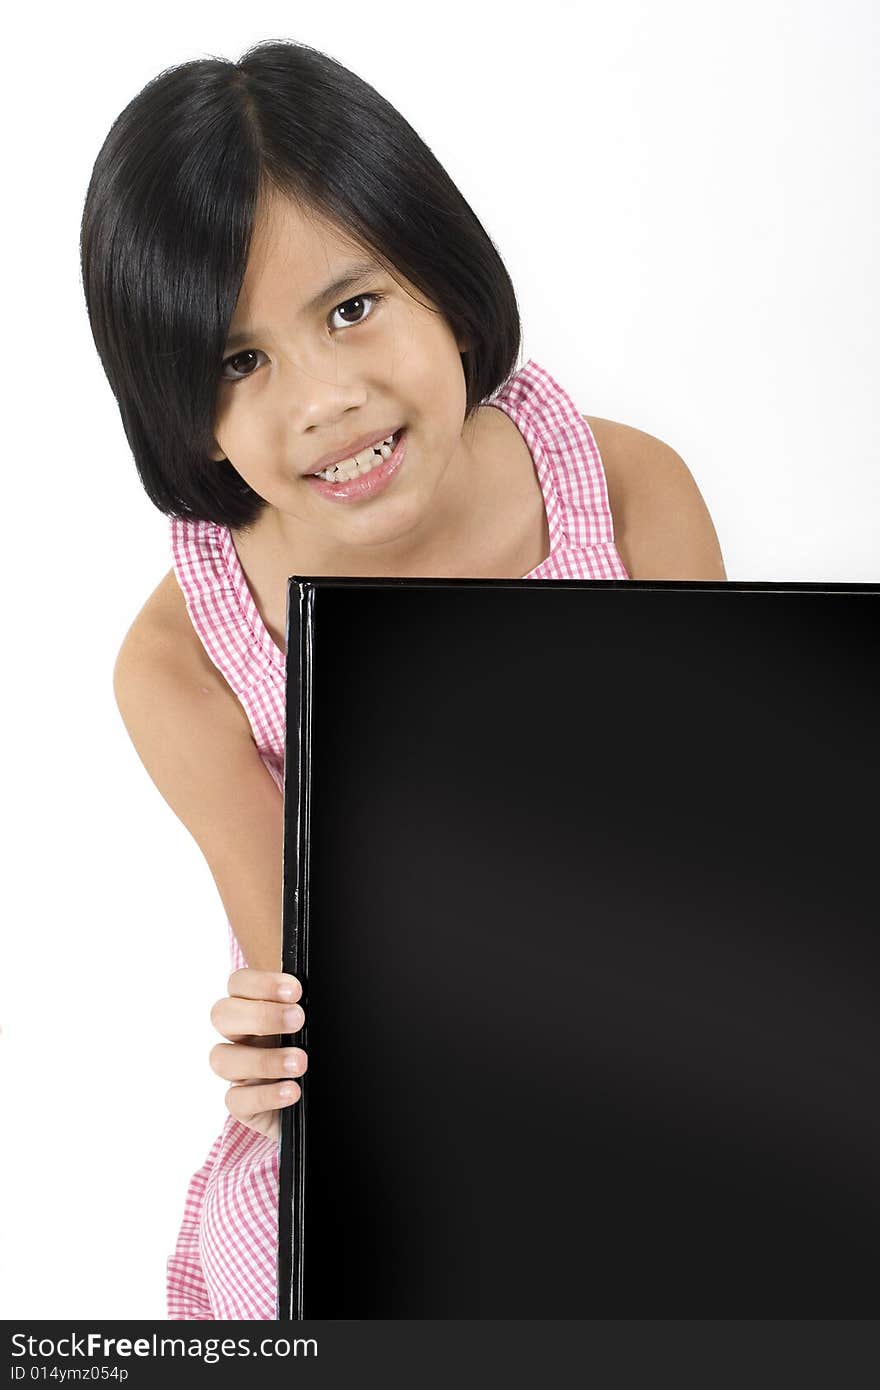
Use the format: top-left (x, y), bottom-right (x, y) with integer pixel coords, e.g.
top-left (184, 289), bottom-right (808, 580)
top-left (210, 996), bottom-right (305, 1042)
top-left (227, 969), bottom-right (302, 1004)
top-left (210, 1042), bottom-right (308, 1084)
top-left (224, 1078), bottom-right (301, 1124)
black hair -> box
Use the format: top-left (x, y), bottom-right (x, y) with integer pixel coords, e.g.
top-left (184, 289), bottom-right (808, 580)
top-left (79, 38), bottom-right (522, 529)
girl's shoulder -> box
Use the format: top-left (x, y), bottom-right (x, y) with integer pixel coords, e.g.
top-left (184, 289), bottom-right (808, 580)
top-left (584, 416), bottom-right (727, 581)
top-left (115, 567), bottom-right (248, 729)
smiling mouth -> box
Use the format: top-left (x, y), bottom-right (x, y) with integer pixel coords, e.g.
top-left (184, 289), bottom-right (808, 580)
top-left (303, 429), bottom-right (407, 501)
top-left (309, 430), bottom-right (402, 484)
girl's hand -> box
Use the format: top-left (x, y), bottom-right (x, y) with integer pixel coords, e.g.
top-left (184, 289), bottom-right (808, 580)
top-left (209, 969), bottom-right (307, 1142)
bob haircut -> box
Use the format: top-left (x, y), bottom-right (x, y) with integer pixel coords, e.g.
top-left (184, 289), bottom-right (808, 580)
top-left (80, 39), bottom-right (522, 530)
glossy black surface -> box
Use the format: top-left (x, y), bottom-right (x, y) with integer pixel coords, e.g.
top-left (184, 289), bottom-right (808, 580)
top-left (280, 582), bottom-right (879, 1318)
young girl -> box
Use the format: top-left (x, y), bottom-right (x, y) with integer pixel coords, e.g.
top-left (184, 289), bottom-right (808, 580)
top-left (82, 39), bottom-right (726, 1320)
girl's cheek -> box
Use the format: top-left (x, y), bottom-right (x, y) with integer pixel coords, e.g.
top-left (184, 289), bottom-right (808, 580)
top-left (214, 399), bottom-right (248, 451)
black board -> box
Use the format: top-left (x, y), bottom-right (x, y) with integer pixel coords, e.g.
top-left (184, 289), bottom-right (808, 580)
top-left (278, 580), bottom-right (879, 1318)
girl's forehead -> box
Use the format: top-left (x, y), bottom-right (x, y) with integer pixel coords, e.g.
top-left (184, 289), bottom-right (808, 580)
top-left (229, 193), bottom-right (409, 338)
top-left (239, 193), bottom-right (380, 302)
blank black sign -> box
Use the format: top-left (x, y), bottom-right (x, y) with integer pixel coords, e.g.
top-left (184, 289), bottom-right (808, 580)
top-left (279, 580), bottom-right (879, 1318)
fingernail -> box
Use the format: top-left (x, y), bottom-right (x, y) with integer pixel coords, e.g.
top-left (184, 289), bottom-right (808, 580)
top-left (282, 1005), bottom-right (304, 1029)
top-left (283, 1052), bottom-right (301, 1073)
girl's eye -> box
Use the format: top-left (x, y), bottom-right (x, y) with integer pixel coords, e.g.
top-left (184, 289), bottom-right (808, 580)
top-left (328, 293), bottom-right (381, 331)
top-left (220, 295), bottom-right (382, 382)
top-left (220, 349), bottom-right (267, 383)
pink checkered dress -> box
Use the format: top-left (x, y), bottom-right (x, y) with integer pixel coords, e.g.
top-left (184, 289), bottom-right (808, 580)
top-left (165, 357), bottom-right (630, 1319)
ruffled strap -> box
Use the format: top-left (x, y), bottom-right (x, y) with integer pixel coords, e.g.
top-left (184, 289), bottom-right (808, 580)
top-left (169, 516), bottom-right (285, 694)
top-left (489, 359), bottom-right (630, 580)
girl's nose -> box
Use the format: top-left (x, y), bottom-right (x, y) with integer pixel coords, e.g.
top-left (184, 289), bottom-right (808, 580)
top-left (280, 353), bottom-right (370, 435)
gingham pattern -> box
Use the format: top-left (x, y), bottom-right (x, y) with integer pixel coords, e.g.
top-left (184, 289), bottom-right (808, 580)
top-left (489, 360), bottom-right (630, 582)
top-left (165, 357), bottom-right (630, 1320)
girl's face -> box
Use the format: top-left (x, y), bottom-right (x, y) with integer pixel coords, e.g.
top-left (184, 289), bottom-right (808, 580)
top-left (211, 188), bottom-right (475, 559)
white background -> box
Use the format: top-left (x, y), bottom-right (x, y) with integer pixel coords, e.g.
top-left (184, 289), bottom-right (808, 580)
top-left (1, 0), bottom-right (877, 1319)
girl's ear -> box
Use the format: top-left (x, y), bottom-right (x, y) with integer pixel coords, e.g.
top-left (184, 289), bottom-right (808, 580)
top-left (456, 332), bottom-right (472, 353)
top-left (208, 443), bottom-right (226, 462)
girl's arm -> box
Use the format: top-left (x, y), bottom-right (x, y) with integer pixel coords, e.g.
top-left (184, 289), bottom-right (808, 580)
top-left (113, 612), bottom-right (306, 1137)
top-left (113, 610), bottom-right (285, 972)
top-left (586, 417), bottom-right (727, 582)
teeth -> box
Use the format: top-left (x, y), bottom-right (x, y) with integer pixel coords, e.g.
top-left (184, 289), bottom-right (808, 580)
top-left (313, 433), bottom-right (397, 483)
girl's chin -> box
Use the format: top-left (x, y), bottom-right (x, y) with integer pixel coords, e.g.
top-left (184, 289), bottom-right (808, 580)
top-left (333, 504), bottom-right (423, 549)
top-left (323, 487), bottom-right (440, 554)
